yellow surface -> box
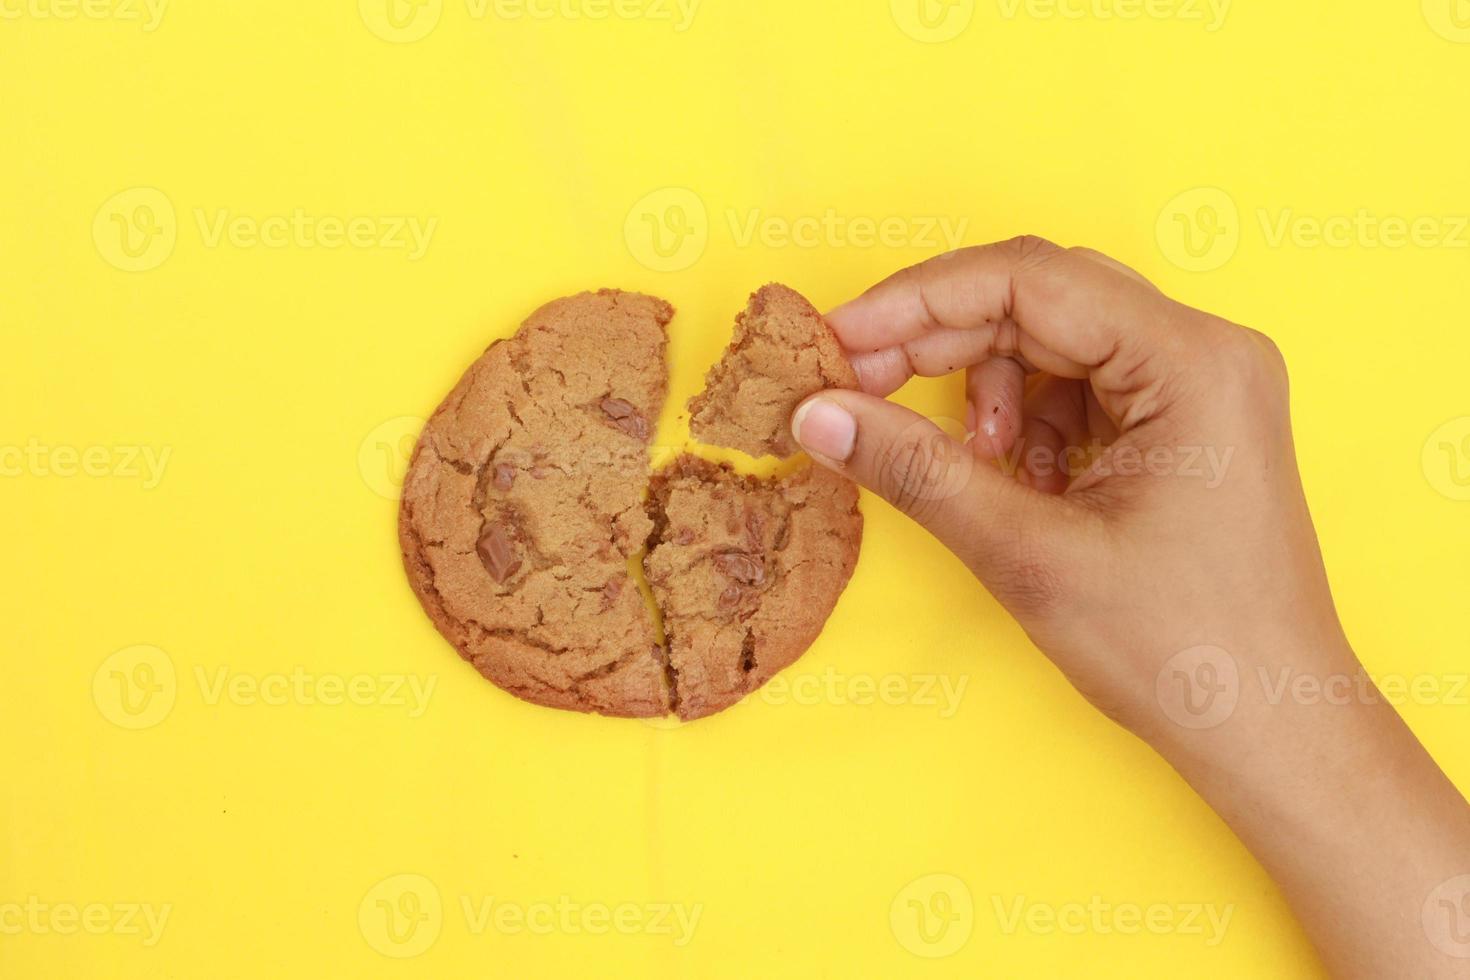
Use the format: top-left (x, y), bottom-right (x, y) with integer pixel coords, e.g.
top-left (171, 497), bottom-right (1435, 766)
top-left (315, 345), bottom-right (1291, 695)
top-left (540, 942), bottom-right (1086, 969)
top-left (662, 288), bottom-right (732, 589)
top-left (3, 2), bottom-right (1469, 977)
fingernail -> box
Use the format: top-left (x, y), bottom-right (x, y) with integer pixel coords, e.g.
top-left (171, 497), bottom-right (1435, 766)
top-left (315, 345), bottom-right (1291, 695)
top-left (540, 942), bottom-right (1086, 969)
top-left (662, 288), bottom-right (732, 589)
top-left (791, 398), bottom-right (856, 462)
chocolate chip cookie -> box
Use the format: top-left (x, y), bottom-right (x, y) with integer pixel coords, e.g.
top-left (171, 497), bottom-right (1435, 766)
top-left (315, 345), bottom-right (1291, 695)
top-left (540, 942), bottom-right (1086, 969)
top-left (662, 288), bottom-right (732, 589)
top-left (688, 283), bottom-right (859, 458)
top-left (399, 285), bottom-right (862, 720)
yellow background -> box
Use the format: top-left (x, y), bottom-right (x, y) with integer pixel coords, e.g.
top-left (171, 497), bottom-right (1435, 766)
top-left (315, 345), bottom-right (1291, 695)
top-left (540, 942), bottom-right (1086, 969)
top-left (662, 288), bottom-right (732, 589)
top-left (4, 0), bottom-right (1469, 976)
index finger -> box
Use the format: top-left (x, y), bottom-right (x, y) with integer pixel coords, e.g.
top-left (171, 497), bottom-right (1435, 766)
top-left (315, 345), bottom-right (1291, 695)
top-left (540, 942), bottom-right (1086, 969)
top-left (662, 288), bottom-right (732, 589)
top-left (826, 237), bottom-right (1194, 425)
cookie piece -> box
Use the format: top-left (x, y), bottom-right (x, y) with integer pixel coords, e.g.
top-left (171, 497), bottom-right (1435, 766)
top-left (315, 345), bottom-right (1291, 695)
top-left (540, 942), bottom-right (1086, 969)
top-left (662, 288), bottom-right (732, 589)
top-left (687, 283), bottom-right (859, 458)
top-left (399, 290), bottom-right (676, 718)
top-left (644, 456), bottom-right (862, 721)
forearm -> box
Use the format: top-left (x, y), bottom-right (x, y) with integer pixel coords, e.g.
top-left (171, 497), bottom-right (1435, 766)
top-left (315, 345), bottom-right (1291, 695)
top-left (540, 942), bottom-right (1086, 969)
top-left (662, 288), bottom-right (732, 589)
top-left (1160, 660), bottom-right (1470, 978)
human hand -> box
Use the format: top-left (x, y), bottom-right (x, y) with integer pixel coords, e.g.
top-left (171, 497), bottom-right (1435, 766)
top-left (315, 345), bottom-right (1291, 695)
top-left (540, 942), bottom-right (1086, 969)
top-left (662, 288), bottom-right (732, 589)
top-left (791, 237), bottom-right (1470, 977)
top-left (791, 235), bottom-right (1339, 753)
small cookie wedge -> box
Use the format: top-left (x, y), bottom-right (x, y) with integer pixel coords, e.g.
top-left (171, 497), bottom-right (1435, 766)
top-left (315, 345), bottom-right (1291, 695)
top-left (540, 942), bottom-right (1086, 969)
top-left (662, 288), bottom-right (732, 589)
top-left (688, 284), bottom-right (858, 458)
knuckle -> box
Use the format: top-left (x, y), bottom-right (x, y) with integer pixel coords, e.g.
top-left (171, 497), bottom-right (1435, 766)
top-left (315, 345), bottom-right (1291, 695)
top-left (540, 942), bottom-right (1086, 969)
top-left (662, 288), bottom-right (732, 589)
top-left (1002, 234), bottom-right (1063, 265)
top-left (876, 430), bottom-right (970, 522)
top-left (1197, 320), bottom-right (1290, 403)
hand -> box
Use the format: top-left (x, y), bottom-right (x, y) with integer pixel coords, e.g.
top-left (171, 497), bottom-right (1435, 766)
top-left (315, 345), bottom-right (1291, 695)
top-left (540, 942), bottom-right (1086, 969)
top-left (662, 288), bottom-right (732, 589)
top-left (792, 237), bottom-right (1470, 977)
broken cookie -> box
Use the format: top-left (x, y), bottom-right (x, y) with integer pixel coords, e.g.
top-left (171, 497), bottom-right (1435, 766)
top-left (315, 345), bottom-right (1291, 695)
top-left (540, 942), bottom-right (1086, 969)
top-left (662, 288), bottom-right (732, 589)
top-left (644, 456), bottom-right (862, 721)
top-left (399, 285), bottom-right (862, 721)
top-left (687, 283), bottom-right (859, 458)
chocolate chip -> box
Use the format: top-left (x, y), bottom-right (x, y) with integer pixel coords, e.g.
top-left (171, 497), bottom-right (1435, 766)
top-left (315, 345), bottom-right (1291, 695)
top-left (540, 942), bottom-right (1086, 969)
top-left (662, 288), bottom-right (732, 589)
top-left (717, 584), bottom-right (744, 611)
top-left (493, 464), bottom-right (516, 491)
top-left (674, 527), bottom-right (696, 546)
top-left (601, 397), bottom-right (635, 419)
top-left (476, 524), bottom-right (522, 583)
top-left (713, 551), bottom-right (765, 586)
top-left (601, 398), bottom-right (649, 441)
top-left (602, 578), bottom-right (623, 609)
top-left (745, 510), bottom-right (765, 549)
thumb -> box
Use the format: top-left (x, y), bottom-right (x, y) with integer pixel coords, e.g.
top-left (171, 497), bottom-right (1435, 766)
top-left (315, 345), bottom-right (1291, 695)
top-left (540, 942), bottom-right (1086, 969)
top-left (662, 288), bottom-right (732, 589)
top-left (791, 389), bottom-right (1053, 571)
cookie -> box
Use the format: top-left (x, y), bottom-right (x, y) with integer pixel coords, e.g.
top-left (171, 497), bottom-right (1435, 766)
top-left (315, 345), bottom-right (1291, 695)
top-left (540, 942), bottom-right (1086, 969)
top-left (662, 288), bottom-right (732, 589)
top-left (687, 283), bottom-right (859, 458)
top-left (399, 290), bottom-right (676, 717)
top-left (644, 456), bottom-right (862, 721)
top-left (400, 285), bottom-right (863, 721)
